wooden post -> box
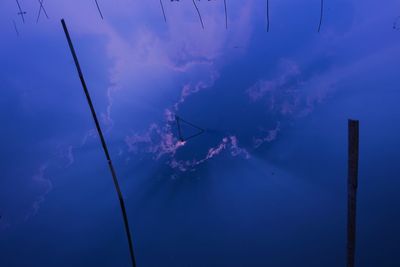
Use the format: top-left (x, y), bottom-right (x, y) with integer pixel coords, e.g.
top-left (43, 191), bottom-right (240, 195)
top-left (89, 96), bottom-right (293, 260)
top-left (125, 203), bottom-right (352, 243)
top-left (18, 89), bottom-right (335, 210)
top-left (347, 119), bottom-right (359, 267)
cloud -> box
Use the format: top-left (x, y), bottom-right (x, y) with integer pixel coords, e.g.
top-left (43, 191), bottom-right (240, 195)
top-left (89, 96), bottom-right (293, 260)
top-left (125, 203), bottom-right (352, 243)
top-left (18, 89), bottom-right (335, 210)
top-left (244, 58), bottom-right (337, 148)
top-left (125, 110), bottom-right (250, 172)
top-left (88, 0), bottom-right (256, 128)
top-left (173, 69), bottom-right (219, 111)
top-left (25, 164), bottom-right (53, 220)
top-left (125, 122), bottom-right (185, 159)
top-left (253, 122), bottom-right (281, 148)
top-left (167, 135), bottom-right (250, 172)
top-left (229, 136), bottom-right (251, 158)
top-left (56, 145), bottom-right (75, 167)
top-left (2, 0), bottom-right (400, 235)
top-left (95, 1), bottom-right (258, 172)
top-left (246, 59), bottom-right (305, 116)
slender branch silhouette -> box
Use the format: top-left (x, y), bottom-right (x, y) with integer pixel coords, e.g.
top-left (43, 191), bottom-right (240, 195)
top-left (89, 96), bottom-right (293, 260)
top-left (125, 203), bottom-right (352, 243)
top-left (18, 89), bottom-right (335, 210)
top-left (61, 19), bottom-right (136, 267)
top-left (95, 0), bottom-right (104, 19)
top-left (224, 0), bottom-right (228, 29)
top-left (160, 0), bottom-right (167, 23)
top-left (266, 0), bottom-right (270, 32)
top-left (318, 0), bottom-right (324, 32)
top-left (16, 0), bottom-right (26, 24)
top-left (36, 0), bottom-right (49, 23)
top-left (193, 0), bottom-right (204, 29)
top-left (12, 20), bottom-right (19, 36)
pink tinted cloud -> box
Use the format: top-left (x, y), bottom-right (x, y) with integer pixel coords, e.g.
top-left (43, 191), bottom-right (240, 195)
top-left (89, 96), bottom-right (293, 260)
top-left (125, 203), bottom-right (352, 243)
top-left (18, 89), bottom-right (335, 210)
top-left (229, 136), bottom-right (251, 159)
top-left (246, 59), bottom-right (302, 109)
top-left (174, 69), bottom-right (220, 111)
top-left (246, 59), bottom-right (334, 148)
top-left (25, 164), bottom-right (53, 220)
top-left (117, 2), bottom-right (257, 172)
top-left (125, 118), bottom-right (250, 173)
top-left (95, 0), bottom-right (256, 126)
top-left (167, 135), bottom-right (250, 172)
top-left (253, 123), bottom-right (281, 148)
top-left (56, 145), bottom-right (76, 168)
top-left (246, 59), bottom-right (330, 118)
top-left (125, 122), bottom-right (185, 159)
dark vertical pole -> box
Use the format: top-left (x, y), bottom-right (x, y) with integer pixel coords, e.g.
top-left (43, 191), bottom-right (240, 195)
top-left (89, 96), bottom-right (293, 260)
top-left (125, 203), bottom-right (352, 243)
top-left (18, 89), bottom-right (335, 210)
top-left (61, 19), bottom-right (136, 267)
top-left (347, 119), bottom-right (359, 267)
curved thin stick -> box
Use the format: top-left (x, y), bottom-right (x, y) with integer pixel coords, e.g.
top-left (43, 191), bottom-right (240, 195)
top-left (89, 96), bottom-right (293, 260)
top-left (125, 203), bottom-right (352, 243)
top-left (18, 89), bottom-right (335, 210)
top-left (192, 0), bottom-right (204, 29)
top-left (318, 0), bottom-right (324, 32)
top-left (224, 0), bottom-right (228, 29)
top-left (16, 0), bottom-right (26, 24)
top-left (13, 20), bottom-right (19, 36)
top-left (160, 0), bottom-right (167, 23)
top-left (266, 0), bottom-right (270, 32)
top-left (36, 0), bottom-right (49, 23)
top-left (61, 19), bottom-right (136, 267)
top-left (95, 0), bottom-right (104, 20)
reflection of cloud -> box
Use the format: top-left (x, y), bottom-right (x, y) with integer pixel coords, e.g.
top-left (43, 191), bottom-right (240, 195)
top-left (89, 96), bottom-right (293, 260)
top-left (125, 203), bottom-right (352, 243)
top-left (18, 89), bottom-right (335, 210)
top-left (25, 164), bottom-right (53, 220)
top-left (254, 122), bottom-right (281, 148)
top-left (93, 0), bottom-right (255, 127)
top-left (111, 2), bottom-right (256, 173)
top-left (81, 129), bottom-right (97, 146)
top-left (167, 135), bottom-right (250, 172)
top-left (245, 58), bottom-right (335, 148)
top-left (174, 69), bottom-right (219, 111)
top-left (247, 60), bottom-right (301, 104)
top-left (0, 163), bottom-right (54, 227)
top-left (246, 59), bottom-right (303, 116)
top-left (30, 1), bottom-right (257, 180)
top-left (57, 145), bottom-right (75, 167)
top-left (247, 59), bottom-right (327, 114)
top-left (125, 118), bottom-right (250, 172)
top-left (125, 123), bottom-right (185, 159)
top-left (229, 136), bottom-right (251, 159)
top-left (66, 146), bottom-right (75, 167)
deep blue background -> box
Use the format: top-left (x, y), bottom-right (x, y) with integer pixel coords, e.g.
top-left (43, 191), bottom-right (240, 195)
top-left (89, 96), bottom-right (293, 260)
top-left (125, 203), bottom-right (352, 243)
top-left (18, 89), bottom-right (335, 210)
top-left (1, 0), bottom-right (400, 266)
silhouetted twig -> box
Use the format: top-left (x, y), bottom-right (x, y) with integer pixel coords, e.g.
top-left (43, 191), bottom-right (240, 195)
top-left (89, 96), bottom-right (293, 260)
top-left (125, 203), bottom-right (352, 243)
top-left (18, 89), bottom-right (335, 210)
top-left (160, 0), bottom-right (167, 23)
top-left (12, 20), bottom-right (19, 36)
top-left (36, 0), bottom-right (49, 23)
top-left (224, 0), bottom-right (228, 29)
top-left (318, 0), bottom-right (324, 32)
top-left (61, 19), bottom-right (136, 267)
top-left (266, 0), bottom-right (270, 32)
top-left (95, 0), bottom-right (104, 19)
top-left (192, 0), bottom-right (204, 29)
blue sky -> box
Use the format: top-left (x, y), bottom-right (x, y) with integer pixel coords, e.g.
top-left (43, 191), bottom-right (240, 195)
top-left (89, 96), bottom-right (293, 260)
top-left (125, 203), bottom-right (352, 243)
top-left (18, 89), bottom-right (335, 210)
top-left (1, 0), bottom-right (400, 266)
